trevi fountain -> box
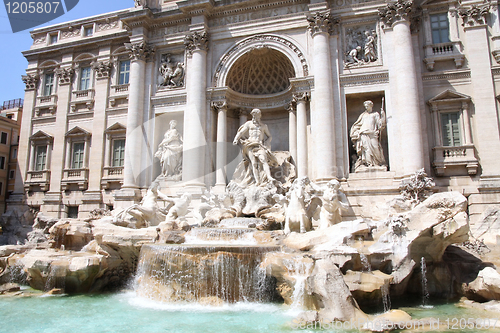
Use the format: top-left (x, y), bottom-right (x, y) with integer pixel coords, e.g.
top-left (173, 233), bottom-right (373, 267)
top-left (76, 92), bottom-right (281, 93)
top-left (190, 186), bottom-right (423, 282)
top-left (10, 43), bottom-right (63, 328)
top-left (1, 105), bottom-right (500, 332)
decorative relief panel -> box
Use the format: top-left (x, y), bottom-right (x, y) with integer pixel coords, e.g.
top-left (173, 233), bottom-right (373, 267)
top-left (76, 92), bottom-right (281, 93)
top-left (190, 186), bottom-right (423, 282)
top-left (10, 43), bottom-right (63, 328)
top-left (60, 27), bottom-right (80, 39)
top-left (157, 54), bottom-right (185, 89)
top-left (343, 23), bottom-right (379, 68)
top-left (97, 19), bottom-right (119, 31)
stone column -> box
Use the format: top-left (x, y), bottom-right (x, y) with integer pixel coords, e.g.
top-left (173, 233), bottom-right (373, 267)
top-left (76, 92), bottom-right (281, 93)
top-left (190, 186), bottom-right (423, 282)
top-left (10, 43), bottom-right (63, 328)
top-left (294, 92), bottom-right (310, 178)
top-left (238, 109), bottom-right (248, 127)
top-left (379, 0), bottom-right (424, 175)
top-left (460, 4), bottom-right (500, 178)
top-left (213, 101), bottom-right (228, 187)
top-left (122, 41), bottom-right (154, 190)
top-left (461, 101), bottom-right (473, 145)
top-left (287, 102), bottom-right (297, 165)
top-left (183, 30), bottom-right (209, 187)
top-left (307, 11), bottom-right (337, 181)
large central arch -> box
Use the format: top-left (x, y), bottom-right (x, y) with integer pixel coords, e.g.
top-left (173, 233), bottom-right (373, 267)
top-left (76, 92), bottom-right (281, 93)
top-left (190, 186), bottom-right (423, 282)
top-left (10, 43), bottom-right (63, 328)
top-left (213, 34), bottom-right (309, 89)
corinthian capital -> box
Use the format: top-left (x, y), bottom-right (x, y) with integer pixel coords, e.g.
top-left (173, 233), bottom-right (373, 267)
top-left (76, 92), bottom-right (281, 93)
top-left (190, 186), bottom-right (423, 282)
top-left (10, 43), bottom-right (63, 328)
top-left (55, 67), bottom-right (74, 85)
top-left (459, 4), bottom-right (490, 27)
top-left (293, 92), bottom-right (310, 102)
top-left (379, 0), bottom-right (414, 27)
top-left (184, 30), bottom-right (209, 56)
top-left (211, 100), bottom-right (227, 111)
top-left (125, 41), bottom-right (155, 62)
top-left (92, 61), bottom-right (113, 79)
top-left (22, 74), bottom-right (39, 90)
top-left (307, 11), bottom-right (339, 36)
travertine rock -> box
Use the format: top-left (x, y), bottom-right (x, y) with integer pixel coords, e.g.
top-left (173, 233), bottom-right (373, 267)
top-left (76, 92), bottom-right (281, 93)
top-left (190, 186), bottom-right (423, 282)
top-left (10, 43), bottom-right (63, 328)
top-left (470, 205), bottom-right (500, 245)
top-left (464, 267), bottom-right (500, 301)
top-left (307, 257), bottom-right (366, 322)
top-left (343, 270), bottom-right (393, 306)
top-left (49, 220), bottom-right (93, 250)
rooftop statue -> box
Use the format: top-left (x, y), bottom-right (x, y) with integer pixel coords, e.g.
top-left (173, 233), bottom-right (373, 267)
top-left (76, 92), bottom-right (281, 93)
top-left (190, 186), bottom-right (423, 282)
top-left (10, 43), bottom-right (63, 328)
top-left (350, 100), bottom-right (387, 172)
top-left (155, 120), bottom-right (183, 180)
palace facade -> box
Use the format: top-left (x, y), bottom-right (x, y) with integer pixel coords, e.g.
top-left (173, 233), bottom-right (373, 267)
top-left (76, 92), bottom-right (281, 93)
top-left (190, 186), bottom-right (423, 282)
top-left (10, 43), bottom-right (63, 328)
top-left (12, 0), bottom-right (500, 223)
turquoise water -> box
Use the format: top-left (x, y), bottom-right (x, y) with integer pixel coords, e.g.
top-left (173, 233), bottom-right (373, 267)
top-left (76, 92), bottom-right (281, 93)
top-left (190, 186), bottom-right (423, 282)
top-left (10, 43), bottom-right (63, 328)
top-left (0, 292), bottom-right (294, 333)
top-left (2, 292), bottom-right (500, 333)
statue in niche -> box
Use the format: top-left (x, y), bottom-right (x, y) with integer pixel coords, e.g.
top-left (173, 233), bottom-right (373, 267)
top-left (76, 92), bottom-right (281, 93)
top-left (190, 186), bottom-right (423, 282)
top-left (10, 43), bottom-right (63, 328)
top-left (232, 108), bottom-right (279, 187)
top-left (364, 30), bottom-right (377, 63)
top-left (350, 100), bottom-right (387, 172)
top-left (155, 120), bottom-right (183, 180)
top-left (310, 179), bottom-right (349, 229)
top-left (158, 54), bottom-right (185, 88)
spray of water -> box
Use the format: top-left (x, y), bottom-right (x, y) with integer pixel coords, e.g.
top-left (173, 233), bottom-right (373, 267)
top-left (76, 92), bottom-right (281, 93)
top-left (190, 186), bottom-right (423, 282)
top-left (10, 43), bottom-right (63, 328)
top-left (421, 257), bottom-right (430, 307)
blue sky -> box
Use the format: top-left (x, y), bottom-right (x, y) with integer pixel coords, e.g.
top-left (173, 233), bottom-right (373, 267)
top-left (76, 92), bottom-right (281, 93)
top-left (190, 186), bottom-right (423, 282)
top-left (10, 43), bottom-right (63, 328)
top-left (0, 1), bottom-right (130, 104)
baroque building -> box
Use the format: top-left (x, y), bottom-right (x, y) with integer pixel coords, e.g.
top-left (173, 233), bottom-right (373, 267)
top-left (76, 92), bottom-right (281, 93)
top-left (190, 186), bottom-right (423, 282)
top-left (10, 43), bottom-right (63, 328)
top-left (12, 0), bottom-right (500, 223)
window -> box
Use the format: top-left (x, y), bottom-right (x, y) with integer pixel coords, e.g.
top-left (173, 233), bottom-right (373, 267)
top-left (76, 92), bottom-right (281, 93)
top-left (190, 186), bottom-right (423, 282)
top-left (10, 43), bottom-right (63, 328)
top-left (84, 26), bottom-right (93, 37)
top-left (72, 142), bottom-right (85, 169)
top-left (35, 145), bottom-right (47, 171)
top-left (0, 132), bottom-right (7, 145)
top-left (6, 114), bottom-right (12, 119)
top-left (44, 73), bottom-right (55, 96)
top-left (50, 34), bottom-right (58, 44)
top-left (67, 206), bottom-right (79, 218)
top-left (12, 148), bottom-right (17, 159)
top-left (118, 60), bottom-right (130, 85)
top-left (0, 156), bottom-right (5, 170)
top-left (112, 139), bottom-right (125, 167)
top-left (9, 170), bottom-right (15, 179)
top-left (430, 13), bottom-right (450, 44)
top-left (80, 67), bottom-right (92, 90)
top-left (441, 112), bottom-right (461, 147)
top-left (0, 182), bottom-right (3, 196)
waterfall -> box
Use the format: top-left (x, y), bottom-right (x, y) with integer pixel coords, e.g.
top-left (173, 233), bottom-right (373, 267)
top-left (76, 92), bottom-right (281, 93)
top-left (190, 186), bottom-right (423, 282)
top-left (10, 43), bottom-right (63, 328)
top-left (421, 257), bottom-right (430, 307)
top-left (184, 228), bottom-right (256, 245)
top-left (381, 283), bottom-right (391, 312)
top-left (360, 254), bottom-right (372, 272)
top-left (284, 258), bottom-right (313, 310)
top-left (135, 244), bottom-right (279, 303)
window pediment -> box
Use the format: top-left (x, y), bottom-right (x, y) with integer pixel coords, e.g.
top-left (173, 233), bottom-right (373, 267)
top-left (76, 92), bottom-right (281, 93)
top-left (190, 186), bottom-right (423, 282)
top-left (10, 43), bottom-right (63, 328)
top-left (65, 126), bottom-right (91, 139)
top-left (30, 130), bottom-right (53, 142)
top-left (428, 89), bottom-right (471, 104)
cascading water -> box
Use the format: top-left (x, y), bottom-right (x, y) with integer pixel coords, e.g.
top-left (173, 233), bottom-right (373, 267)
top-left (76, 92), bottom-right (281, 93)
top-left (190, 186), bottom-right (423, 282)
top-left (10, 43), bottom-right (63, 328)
top-left (421, 256), bottom-right (430, 307)
top-left (184, 228), bottom-right (256, 245)
top-left (284, 258), bottom-right (313, 310)
top-left (135, 244), bottom-right (280, 303)
top-left (381, 283), bottom-right (391, 312)
top-left (360, 254), bottom-right (372, 272)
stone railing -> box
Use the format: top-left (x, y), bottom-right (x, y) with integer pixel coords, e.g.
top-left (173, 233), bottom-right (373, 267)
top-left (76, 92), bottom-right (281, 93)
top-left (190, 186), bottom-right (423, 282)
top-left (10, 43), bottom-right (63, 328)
top-left (25, 170), bottom-right (51, 191)
top-left (62, 168), bottom-right (89, 190)
top-left (423, 41), bottom-right (465, 71)
top-left (70, 89), bottom-right (95, 112)
top-left (432, 144), bottom-right (478, 176)
top-left (109, 85), bottom-right (129, 108)
top-left (101, 166), bottom-right (124, 189)
top-left (37, 94), bottom-right (58, 105)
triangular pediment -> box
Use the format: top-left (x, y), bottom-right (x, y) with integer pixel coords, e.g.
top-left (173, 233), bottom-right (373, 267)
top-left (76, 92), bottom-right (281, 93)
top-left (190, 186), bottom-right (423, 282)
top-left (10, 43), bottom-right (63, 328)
top-left (428, 89), bottom-right (471, 104)
top-left (30, 130), bottom-right (53, 141)
top-left (65, 126), bottom-right (91, 137)
top-left (105, 122), bottom-right (126, 133)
